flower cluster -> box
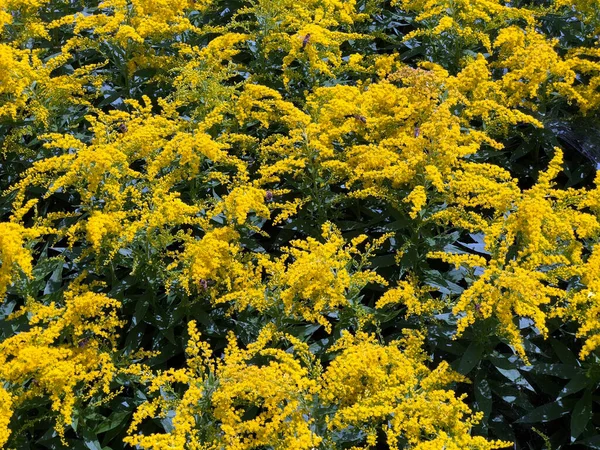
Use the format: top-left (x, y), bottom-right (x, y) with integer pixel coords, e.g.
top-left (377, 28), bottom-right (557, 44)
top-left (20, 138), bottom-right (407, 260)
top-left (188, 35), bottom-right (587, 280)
top-left (125, 325), bottom-right (508, 450)
top-left (0, 284), bottom-right (124, 442)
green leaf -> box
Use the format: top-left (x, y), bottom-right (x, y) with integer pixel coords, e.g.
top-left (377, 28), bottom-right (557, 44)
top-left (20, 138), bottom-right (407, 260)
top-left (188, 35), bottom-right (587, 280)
top-left (488, 351), bottom-right (521, 370)
top-left (43, 260), bottom-right (63, 295)
top-left (496, 367), bottom-right (535, 392)
top-left (517, 400), bottom-right (570, 423)
top-left (94, 411), bottom-right (131, 434)
top-left (530, 363), bottom-right (580, 379)
top-left (81, 429), bottom-right (102, 450)
top-left (474, 376), bottom-right (493, 428)
top-left (579, 435), bottom-right (600, 449)
top-left (456, 341), bottom-right (483, 375)
top-left (549, 337), bottom-right (579, 366)
top-left (558, 372), bottom-right (589, 399)
top-left (423, 270), bottom-right (464, 294)
top-left (571, 388), bottom-right (592, 442)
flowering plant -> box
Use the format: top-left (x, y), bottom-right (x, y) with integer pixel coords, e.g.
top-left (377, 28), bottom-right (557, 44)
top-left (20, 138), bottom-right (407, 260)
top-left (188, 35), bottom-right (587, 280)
top-left (2, 0), bottom-right (600, 448)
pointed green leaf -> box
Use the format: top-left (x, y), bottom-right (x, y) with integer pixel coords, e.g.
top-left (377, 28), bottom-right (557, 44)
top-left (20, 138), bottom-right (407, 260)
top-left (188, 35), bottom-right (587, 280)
top-left (558, 372), bottom-right (589, 399)
top-left (474, 376), bottom-right (492, 427)
top-left (457, 342), bottom-right (483, 375)
top-left (571, 389), bottom-right (592, 442)
top-left (549, 338), bottom-right (579, 366)
top-left (517, 400), bottom-right (570, 423)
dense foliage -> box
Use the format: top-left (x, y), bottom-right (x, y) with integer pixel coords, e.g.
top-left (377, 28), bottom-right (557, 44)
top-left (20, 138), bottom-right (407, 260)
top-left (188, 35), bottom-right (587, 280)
top-left (2, 0), bottom-right (600, 448)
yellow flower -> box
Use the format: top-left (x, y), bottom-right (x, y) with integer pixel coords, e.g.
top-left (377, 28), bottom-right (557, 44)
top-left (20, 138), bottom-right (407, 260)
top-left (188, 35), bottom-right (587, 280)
top-left (126, 324), bottom-right (322, 450)
top-left (405, 185), bottom-right (427, 218)
top-left (221, 186), bottom-right (271, 225)
top-left (0, 223), bottom-right (40, 299)
top-left (267, 223), bottom-right (386, 332)
top-left (0, 387), bottom-right (12, 448)
top-left (174, 226), bottom-right (241, 294)
top-left (431, 149), bottom-right (600, 361)
top-left (398, 0), bottom-right (534, 52)
top-left (377, 279), bottom-right (442, 316)
top-left (322, 331), bottom-right (510, 449)
top-left (0, 285), bottom-right (124, 442)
